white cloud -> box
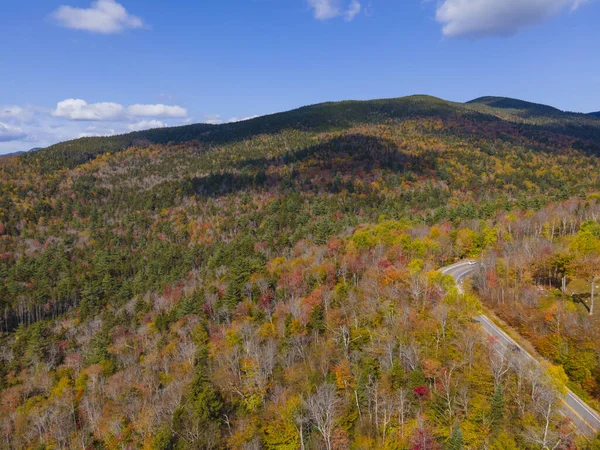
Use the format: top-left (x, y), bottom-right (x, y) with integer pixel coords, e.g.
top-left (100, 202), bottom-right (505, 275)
top-left (78, 130), bottom-right (116, 138)
top-left (51, 0), bottom-right (144, 34)
top-left (0, 98), bottom-right (190, 154)
top-left (53, 99), bottom-right (124, 121)
top-left (228, 115), bottom-right (260, 123)
top-left (53, 99), bottom-right (189, 122)
top-left (308, 0), bottom-right (339, 19)
top-left (344, 0), bottom-right (361, 21)
top-left (0, 123), bottom-right (26, 142)
top-left (203, 114), bottom-right (223, 125)
top-left (0, 105), bottom-right (46, 123)
top-left (308, 0), bottom-right (362, 21)
top-left (0, 107), bottom-right (127, 154)
top-left (0, 105), bottom-right (24, 117)
top-left (128, 120), bottom-right (166, 131)
top-left (436, 0), bottom-right (588, 38)
top-left (127, 104), bottom-right (187, 118)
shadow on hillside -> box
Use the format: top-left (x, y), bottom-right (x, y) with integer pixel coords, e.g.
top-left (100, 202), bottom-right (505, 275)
top-left (29, 95), bottom-right (600, 173)
top-left (571, 293), bottom-right (592, 314)
top-left (28, 97), bottom-right (463, 171)
top-left (190, 134), bottom-right (425, 198)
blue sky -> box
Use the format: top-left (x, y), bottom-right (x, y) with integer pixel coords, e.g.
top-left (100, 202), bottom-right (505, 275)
top-left (1, 0), bottom-right (599, 154)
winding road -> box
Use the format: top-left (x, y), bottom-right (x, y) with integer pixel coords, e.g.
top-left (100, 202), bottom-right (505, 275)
top-left (441, 261), bottom-right (600, 437)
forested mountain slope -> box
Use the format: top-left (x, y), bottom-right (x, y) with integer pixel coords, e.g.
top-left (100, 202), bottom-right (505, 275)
top-left (27, 96), bottom-right (460, 170)
top-left (27, 95), bottom-right (600, 171)
top-left (2, 95), bottom-right (600, 448)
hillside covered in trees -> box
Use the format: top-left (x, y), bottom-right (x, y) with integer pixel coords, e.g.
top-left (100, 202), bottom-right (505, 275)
top-left (2, 95), bottom-right (600, 449)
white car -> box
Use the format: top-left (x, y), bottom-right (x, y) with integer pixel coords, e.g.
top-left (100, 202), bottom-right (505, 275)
top-left (468, 260), bottom-right (477, 265)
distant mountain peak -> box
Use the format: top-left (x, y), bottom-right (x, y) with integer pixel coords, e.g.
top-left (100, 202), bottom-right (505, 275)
top-left (0, 150), bottom-right (26, 157)
top-left (467, 96), bottom-right (564, 116)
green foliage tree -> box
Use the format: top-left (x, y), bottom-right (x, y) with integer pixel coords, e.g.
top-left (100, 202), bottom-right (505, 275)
top-left (307, 305), bottom-right (325, 334)
top-left (490, 385), bottom-right (504, 428)
top-left (447, 422), bottom-right (464, 450)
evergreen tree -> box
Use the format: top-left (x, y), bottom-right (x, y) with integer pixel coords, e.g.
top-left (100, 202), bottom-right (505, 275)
top-left (447, 422), bottom-right (464, 450)
top-left (173, 323), bottom-right (224, 448)
top-left (151, 427), bottom-right (174, 450)
top-left (491, 385), bottom-right (504, 427)
top-left (222, 258), bottom-right (252, 310)
top-left (314, 217), bottom-right (333, 245)
top-left (24, 322), bottom-right (47, 365)
top-left (307, 305), bottom-right (325, 334)
top-left (86, 330), bottom-right (111, 365)
top-left (102, 272), bottom-right (115, 298)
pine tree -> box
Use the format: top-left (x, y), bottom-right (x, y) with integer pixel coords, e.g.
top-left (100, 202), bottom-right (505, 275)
top-left (172, 323), bottom-right (224, 448)
top-left (307, 305), bottom-right (325, 334)
top-left (314, 217), bottom-right (333, 245)
top-left (447, 422), bottom-right (464, 450)
top-left (222, 258), bottom-right (251, 310)
top-left (491, 385), bottom-right (505, 427)
top-left (24, 322), bottom-right (47, 365)
top-left (102, 272), bottom-right (114, 298)
top-left (86, 330), bottom-right (111, 365)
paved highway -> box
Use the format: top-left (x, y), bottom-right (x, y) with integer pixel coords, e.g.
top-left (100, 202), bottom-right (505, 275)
top-left (441, 261), bottom-right (600, 437)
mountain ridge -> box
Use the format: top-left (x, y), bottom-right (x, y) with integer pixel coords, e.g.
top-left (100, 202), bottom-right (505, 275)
top-left (466, 95), bottom-right (565, 116)
top-left (20, 94), bottom-right (600, 171)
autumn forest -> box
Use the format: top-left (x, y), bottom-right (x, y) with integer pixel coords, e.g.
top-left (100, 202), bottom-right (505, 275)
top-left (2, 95), bottom-right (600, 449)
